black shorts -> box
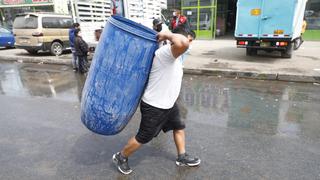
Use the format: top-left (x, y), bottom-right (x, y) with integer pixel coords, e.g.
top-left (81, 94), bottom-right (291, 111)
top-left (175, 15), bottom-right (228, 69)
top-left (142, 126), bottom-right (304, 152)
top-left (135, 101), bottom-right (186, 144)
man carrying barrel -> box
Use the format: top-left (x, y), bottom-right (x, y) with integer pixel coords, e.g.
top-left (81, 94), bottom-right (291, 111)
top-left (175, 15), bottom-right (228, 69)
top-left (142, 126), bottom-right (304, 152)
top-left (112, 27), bottom-right (200, 175)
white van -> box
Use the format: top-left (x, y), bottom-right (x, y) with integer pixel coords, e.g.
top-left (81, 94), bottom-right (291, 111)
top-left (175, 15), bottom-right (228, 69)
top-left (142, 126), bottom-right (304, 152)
top-left (13, 13), bottom-right (73, 56)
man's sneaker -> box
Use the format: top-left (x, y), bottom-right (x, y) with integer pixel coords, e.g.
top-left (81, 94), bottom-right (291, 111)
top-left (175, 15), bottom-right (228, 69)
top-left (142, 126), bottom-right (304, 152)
top-left (176, 153), bottom-right (201, 167)
top-left (112, 152), bottom-right (133, 175)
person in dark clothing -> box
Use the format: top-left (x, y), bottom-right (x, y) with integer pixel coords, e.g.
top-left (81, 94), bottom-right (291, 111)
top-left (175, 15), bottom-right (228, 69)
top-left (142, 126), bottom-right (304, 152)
top-left (69, 23), bottom-right (80, 71)
top-left (74, 29), bottom-right (89, 74)
top-left (153, 19), bottom-right (163, 32)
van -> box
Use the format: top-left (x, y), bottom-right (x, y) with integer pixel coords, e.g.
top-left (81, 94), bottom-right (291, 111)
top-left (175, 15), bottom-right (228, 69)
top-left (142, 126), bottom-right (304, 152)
top-left (13, 13), bottom-right (73, 56)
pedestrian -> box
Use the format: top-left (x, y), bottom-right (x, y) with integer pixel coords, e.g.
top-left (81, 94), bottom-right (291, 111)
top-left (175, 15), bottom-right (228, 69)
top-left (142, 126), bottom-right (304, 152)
top-left (152, 18), bottom-right (163, 32)
top-left (112, 26), bottom-right (200, 175)
top-left (69, 23), bottom-right (80, 72)
top-left (170, 9), bottom-right (189, 32)
top-left (74, 29), bottom-right (89, 74)
top-left (152, 18), bottom-right (168, 47)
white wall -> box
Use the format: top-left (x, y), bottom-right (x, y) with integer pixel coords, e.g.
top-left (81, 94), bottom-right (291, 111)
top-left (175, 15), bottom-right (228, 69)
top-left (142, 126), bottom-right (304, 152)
top-left (53, 0), bottom-right (69, 14)
top-left (74, 0), bottom-right (112, 22)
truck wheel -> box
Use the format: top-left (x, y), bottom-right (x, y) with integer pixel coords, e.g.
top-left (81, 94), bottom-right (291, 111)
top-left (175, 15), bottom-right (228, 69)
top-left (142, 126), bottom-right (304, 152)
top-left (246, 48), bottom-right (257, 56)
top-left (50, 42), bottom-right (63, 56)
top-left (26, 49), bottom-right (38, 55)
top-left (281, 43), bottom-right (293, 58)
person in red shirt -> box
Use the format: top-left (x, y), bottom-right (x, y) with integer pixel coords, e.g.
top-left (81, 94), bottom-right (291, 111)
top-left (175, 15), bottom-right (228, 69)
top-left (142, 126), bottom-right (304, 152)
top-left (170, 9), bottom-right (189, 31)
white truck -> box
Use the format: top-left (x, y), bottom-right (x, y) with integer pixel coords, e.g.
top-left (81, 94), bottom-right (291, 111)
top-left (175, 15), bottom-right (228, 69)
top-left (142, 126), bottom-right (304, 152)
top-left (72, 0), bottom-right (168, 53)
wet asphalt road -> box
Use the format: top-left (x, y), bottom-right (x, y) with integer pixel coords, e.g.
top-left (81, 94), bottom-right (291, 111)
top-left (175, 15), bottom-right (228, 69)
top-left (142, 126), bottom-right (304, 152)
top-left (0, 62), bottom-right (320, 180)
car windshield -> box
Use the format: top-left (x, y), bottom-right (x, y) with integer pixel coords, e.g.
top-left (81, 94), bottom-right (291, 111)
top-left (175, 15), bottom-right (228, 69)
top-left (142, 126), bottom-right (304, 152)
top-left (0, 28), bottom-right (10, 34)
top-left (13, 15), bottom-right (38, 29)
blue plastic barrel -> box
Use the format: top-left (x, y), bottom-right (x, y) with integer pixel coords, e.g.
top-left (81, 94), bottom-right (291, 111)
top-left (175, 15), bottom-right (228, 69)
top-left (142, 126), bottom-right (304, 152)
top-left (81, 16), bottom-right (158, 135)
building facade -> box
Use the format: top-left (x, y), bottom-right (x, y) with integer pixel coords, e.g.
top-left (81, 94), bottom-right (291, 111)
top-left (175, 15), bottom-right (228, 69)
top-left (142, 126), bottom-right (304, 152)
top-left (125, 0), bottom-right (144, 19)
top-left (181, 0), bottom-right (217, 39)
top-left (168, 0), bottom-right (320, 40)
top-left (304, 0), bottom-right (320, 40)
top-left (74, 0), bottom-right (111, 22)
top-left (0, 0), bottom-right (167, 29)
top-left (0, 0), bottom-right (62, 29)
top-left (143, 0), bottom-right (167, 19)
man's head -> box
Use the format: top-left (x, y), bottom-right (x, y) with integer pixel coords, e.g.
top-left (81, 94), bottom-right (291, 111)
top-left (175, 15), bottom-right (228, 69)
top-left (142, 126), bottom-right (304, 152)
top-left (74, 28), bottom-right (82, 37)
top-left (152, 19), bottom-right (163, 32)
top-left (172, 26), bottom-right (196, 42)
top-left (173, 9), bottom-right (181, 17)
top-left (73, 23), bottom-right (80, 29)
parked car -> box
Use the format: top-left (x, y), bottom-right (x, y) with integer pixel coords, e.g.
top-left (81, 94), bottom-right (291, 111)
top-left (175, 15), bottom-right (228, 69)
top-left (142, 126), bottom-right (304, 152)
top-left (0, 27), bottom-right (15, 48)
top-left (13, 13), bottom-right (73, 56)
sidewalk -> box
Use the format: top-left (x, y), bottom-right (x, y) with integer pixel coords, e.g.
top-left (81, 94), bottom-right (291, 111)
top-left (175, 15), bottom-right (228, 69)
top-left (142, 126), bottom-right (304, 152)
top-left (184, 40), bottom-right (320, 83)
top-left (0, 39), bottom-right (319, 83)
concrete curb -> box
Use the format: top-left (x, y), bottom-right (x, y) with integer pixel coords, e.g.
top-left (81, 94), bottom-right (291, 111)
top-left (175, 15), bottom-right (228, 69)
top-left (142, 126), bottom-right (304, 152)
top-left (183, 68), bottom-right (320, 83)
top-left (1, 55), bottom-right (319, 83)
top-left (0, 55), bottom-right (71, 65)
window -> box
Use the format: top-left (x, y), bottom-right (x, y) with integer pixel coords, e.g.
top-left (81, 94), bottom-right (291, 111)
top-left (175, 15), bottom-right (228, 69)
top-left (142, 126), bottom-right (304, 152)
top-left (42, 17), bottom-right (73, 29)
top-left (183, 0), bottom-right (198, 7)
top-left (59, 18), bottom-right (73, 28)
top-left (13, 15), bottom-right (38, 29)
top-left (0, 27), bottom-right (11, 34)
top-left (305, 1), bottom-right (320, 30)
top-left (200, 0), bottom-right (213, 6)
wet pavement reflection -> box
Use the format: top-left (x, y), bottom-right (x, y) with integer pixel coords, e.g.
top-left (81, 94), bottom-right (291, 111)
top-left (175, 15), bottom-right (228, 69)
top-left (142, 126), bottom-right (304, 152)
top-left (1, 61), bottom-right (320, 141)
top-left (0, 62), bottom-right (84, 102)
top-left (1, 62), bottom-right (320, 179)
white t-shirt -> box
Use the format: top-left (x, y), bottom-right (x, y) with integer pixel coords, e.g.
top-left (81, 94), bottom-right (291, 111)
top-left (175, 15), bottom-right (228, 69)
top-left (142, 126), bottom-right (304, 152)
top-left (142, 44), bottom-right (183, 109)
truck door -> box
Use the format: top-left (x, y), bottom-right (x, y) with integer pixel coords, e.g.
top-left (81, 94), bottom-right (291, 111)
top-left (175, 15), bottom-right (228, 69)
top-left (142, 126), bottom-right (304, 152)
top-left (235, 0), bottom-right (262, 38)
top-left (259, 0), bottom-right (296, 38)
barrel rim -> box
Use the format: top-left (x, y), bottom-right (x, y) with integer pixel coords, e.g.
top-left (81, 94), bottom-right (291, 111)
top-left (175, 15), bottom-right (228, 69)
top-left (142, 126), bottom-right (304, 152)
top-left (108, 15), bottom-right (158, 42)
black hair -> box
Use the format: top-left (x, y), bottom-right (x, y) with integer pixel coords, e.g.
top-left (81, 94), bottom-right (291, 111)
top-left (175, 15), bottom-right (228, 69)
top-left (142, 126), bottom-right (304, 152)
top-left (172, 26), bottom-right (196, 39)
top-left (74, 28), bottom-right (81, 36)
top-left (73, 23), bottom-right (80, 28)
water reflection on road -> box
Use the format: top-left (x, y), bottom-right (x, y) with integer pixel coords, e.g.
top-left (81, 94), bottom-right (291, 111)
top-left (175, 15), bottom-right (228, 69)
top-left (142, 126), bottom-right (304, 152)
top-left (1, 62), bottom-right (319, 140)
top-left (180, 75), bottom-right (320, 141)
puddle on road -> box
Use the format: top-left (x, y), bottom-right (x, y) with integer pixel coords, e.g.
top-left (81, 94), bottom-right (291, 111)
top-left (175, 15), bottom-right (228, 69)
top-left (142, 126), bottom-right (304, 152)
top-left (0, 63), bottom-right (84, 102)
top-left (0, 62), bottom-right (320, 140)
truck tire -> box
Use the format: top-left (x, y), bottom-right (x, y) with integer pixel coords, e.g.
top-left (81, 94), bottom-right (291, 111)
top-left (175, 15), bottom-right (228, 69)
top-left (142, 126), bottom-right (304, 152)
top-left (26, 49), bottom-right (38, 55)
top-left (281, 42), bottom-right (293, 58)
top-left (50, 42), bottom-right (63, 56)
top-left (246, 48), bottom-right (257, 56)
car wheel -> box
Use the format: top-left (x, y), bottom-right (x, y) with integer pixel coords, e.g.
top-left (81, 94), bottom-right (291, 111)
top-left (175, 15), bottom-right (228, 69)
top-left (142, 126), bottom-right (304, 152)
top-left (50, 42), bottom-right (63, 56)
top-left (26, 49), bottom-right (38, 55)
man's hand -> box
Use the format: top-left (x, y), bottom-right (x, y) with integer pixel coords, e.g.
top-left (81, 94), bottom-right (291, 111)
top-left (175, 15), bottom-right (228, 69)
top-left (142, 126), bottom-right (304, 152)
top-left (157, 31), bottom-right (172, 42)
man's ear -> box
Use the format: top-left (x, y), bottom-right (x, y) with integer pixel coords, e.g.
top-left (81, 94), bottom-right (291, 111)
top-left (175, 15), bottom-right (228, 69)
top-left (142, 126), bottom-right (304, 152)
top-left (188, 35), bottom-right (193, 43)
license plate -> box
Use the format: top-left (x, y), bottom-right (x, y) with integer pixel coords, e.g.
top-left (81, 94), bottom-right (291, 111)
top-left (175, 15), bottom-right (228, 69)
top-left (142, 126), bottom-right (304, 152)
top-left (260, 42), bottom-right (270, 47)
top-left (20, 39), bottom-right (29, 44)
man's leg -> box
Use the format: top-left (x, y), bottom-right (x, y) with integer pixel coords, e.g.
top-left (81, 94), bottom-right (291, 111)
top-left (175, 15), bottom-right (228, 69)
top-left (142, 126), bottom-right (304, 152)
top-left (121, 136), bottom-right (142, 157)
top-left (112, 136), bottom-right (141, 175)
top-left (173, 129), bottom-right (186, 155)
top-left (173, 129), bottom-right (201, 167)
top-left (71, 48), bottom-right (77, 70)
top-left (113, 101), bottom-right (167, 174)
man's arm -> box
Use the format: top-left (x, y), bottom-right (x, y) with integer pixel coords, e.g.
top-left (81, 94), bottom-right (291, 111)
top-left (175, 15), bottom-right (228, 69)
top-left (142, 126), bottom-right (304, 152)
top-left (157, 31), bottom-right (189, 59)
